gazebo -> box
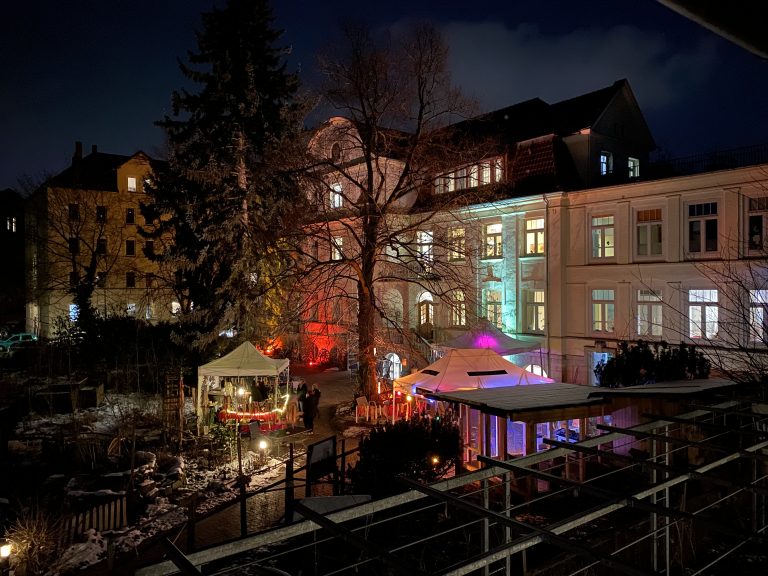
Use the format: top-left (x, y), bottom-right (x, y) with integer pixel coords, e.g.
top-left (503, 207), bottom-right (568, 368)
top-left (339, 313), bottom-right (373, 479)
top-left (196, 341), bottom-right (290, 432)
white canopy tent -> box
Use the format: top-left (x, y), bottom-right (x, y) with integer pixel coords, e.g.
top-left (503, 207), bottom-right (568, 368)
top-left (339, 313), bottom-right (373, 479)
top-left (436, 320), bottom-right (540, 356)
top-left (196, 341), bottom-right (290, 431)
top-left (396, 348), bottom-right (553, 395)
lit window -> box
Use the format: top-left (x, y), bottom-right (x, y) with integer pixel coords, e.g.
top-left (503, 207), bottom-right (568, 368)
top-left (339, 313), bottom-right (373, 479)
top-left (68, 203), bottom-right (80, 221)
top-left (479, 162), bottom-right (491, 185)
top-left (484, 223), bottom-right (503, 258)
top-left (451, 290), bottom-right (466, 327)
top-left (6, 216), bottom-right (16, 232)
top-left (592, 289), bottom-right (615, 333)
top-left (525, 218), bottom-right (545, 255)
top-left (599, 151), bottom-right (613, 176)
top-left (628, 157), bottom-right (640, 178)
top-left (126, 208), bottom-right (135, 224)
top-left (127, 303), bottom-right (136, 316)
top-left (749, 289), bottom-right (768, 343)
top-left (96, 206), bottom-right (107, 223)
top-left (493, 158), bottom-right (504, 182)
top-left (591, 215), bottom-right (615, 258)
top-left (330, 183), bottom-right (343, 208)
top-left (126, 272), bottom-right (136, 288)
top-left (486, 289), bottom-right (503, 329)
top-left (69, 304), bottom-right (79, 322)
top-left (525, 289), bottom-right (545, 333)
top-left (418, 292), bottom-right (434, 331)
top-left (467, 165), bottom-right (478, 188)
top-left (417, 230), bottom-right (433, 271)
top-left (126, 239), bottom-right (135, 256)
top-left (171, 301), bottom-right (182, 315)
top-left (637, 289), bottom-right (662, 337)
top-left (331, 236), bottom-right (343, 261)
top-left (748, 197), bottom-right (768, 251)
top-left (636, 209), bottom-right (662, 257)
top-left (127, 176), bottom-right (137, 192)
top-left (449, 227), bottom-right (465, 261)
top-left (688, 202), bottom-right (718, 253)
top-left (145, 302), bottom-right (153, 320)
top-left (688, 289), bottom-right (718, 339)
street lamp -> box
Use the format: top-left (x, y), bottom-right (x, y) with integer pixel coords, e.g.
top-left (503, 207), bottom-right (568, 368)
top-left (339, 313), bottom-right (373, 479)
top-left (0, 539), bottom-right (11, 576)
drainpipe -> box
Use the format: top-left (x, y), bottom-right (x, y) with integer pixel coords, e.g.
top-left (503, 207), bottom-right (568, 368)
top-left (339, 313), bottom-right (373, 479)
top-left (544, 194), bottom-right (552, 378)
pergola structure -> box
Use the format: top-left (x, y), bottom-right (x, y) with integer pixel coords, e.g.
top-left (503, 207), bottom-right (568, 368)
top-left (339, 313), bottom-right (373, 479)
top-left (138, 384), bottom-right (768, 576)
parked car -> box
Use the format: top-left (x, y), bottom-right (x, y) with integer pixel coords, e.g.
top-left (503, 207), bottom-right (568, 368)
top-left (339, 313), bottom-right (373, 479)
top-left (0, 332), bottom-right (37, 354)
top-left (3, 339), bottom-right (43, 359)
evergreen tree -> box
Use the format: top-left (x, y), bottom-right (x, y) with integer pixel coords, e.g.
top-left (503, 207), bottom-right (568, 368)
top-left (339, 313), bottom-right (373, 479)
top-left (142, 0), bottom-right (302, 350)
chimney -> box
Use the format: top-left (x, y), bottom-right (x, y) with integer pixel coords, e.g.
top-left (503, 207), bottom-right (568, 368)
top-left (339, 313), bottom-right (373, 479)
top-left (73, 141), bottom-right (83, 164)
top-left (92, 144), bottom-right (98, 154)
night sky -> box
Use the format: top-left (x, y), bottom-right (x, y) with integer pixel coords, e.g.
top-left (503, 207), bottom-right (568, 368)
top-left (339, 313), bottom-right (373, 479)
top-left (2, 0), bottom-right (766, 191)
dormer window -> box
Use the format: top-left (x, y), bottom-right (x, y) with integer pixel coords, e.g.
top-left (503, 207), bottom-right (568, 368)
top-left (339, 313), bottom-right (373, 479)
top-left (628, 157), bottom-right (640, 178)
top-left (331, 142), bottom-right (341, 162)
top-left (127, 176), bottom-right (137, 192)
top-left (600, 151), bottom-right (613, 176)
top-left (435, 156), bottom-right (504, 193)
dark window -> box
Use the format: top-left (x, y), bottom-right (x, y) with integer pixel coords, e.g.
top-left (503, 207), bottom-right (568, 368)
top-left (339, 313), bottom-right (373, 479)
top-left (96, 272), bottom-right (107, 287)
top-left (69, 271), bottom-right (78, 286)
top-left (68, 203), bottom-right (80, 220)
top-left (96, 206), bottom-right (107, 223)
top-left (126, 239), bottom-right (135, 256)
top-left (96, 238), bottom-right (107, 255)
top-left (68, 237), bottom-right (79, 254)
top-left (126, 272), bottom-right (136, 288)
top-left (126, 208), bottom-right (135, 224)
top-left (145, 274), bottom-right (154, 289)
top-left (144, 240), bottom-right (154, 257)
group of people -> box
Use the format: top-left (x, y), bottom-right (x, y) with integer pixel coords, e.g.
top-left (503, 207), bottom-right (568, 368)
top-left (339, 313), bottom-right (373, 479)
top-left (297, 381), bottom-right (321, 432)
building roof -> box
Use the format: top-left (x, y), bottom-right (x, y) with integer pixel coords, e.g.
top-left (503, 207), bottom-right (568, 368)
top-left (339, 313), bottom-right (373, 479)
top-left (46, 148), bottom-right (154, 191)
top-left (427, 382), bottom-right (604, 419)
top-left (587, 377), bottom-right (739, 397)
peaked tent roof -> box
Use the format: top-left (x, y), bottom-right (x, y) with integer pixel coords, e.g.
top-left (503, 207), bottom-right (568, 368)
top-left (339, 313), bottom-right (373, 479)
top-left (199, 341), bottom-right (289, 378)
top-left (396, 348), bottom-right (553, 395)
top-left (437, 320), bottom-right (540, 356)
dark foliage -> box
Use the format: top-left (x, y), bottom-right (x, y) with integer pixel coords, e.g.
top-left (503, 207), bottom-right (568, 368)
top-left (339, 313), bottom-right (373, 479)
top-left (594, 340), bottom-right (711, 388)
top-left (141, 0), bottom-right (302, 351)
top-left (348, 416), bottom-right (462, 498)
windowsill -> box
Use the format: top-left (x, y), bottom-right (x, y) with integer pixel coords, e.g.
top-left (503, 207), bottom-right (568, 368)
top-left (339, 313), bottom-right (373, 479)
top-left (480, 256), bottom-right (504, 261)
top-left (520, 252), bottom-right (545, 258)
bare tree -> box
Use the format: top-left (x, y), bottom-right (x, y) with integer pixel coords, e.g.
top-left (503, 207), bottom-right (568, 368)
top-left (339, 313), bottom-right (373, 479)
top-left (288, 22), bottom-right (501, 398)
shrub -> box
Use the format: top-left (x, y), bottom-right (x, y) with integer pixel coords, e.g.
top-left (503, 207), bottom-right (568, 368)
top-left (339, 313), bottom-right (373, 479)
top-left (594, 340), bottom-right (710, 388)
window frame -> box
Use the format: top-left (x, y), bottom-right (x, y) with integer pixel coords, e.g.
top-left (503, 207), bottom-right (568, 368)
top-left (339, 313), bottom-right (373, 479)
top-left (331, 236), bottom-right (343, 261)
top-left (126, 207), bottom-right (135, 225)
top-left (635, 208), bottom-right (663, 259)
top-left (483, 222), bottom-right (503, 259)
top-left (329, 183), bottom-right (343, 209)
top-left (96, 205), bottom-right (107, 223)
top-left (125, 239), bottom-right (136, 257)
top-left (628, 157), bottom-right (640, 178)
top-left (485, 289), bottom-right (503, 329)
top-left (749, 289), bottom-right (768, 344)
top-left (449, 227), bottom-right (466, 261)
top-left (127, 176), bottom-right (137, 192)
top-left (68, 203), bottom-right (80, 221)
top-left (687, 288), bottom-right (719, 340)
top-left (126, 271), bottom-right (136, 288)
top-left (524, 218), bottom-right (545, 256)
top-left (450, 289), bottom-right (467, 327)
top-left (590, 214), bottom-right (615, 260)
top-left (599, 151), bottom-right (613, 176)
top-left (524, 288), bottom-right (546, 334)
top-left (747, 197), bottom-right (768, 253)
top-left (636, 288), bottom-right (663, 338)
top-left (687, 201), bottom-right (719, 255)
top-left (591, 288), bottom-right (615, 334)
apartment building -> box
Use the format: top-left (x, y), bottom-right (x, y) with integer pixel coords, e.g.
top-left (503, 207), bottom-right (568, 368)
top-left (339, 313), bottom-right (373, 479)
top-left (301, 80), bottom-right (768, 385)
top-left (26, 143), bottom-right (176, 337)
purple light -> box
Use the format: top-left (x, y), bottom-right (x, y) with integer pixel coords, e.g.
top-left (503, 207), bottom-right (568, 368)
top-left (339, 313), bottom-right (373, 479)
top-left (474, 335), bottom-right (498, 349)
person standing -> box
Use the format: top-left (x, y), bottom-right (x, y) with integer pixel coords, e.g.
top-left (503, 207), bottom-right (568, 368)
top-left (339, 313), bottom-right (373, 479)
top-left (302, 388), bottom-right (315, 432)
top-left (311, 384), bottom-right (321, 420)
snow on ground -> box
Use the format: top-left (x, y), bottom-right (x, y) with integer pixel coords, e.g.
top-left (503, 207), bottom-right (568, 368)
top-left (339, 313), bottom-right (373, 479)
top-left (9, 391), bottom-right (324, 576)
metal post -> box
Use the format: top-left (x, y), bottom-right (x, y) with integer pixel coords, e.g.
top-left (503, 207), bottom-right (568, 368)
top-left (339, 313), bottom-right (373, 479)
top-left (237, 432), bottom-right (247, 537)
top-left (285, 443), bottom-right (294, 524)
